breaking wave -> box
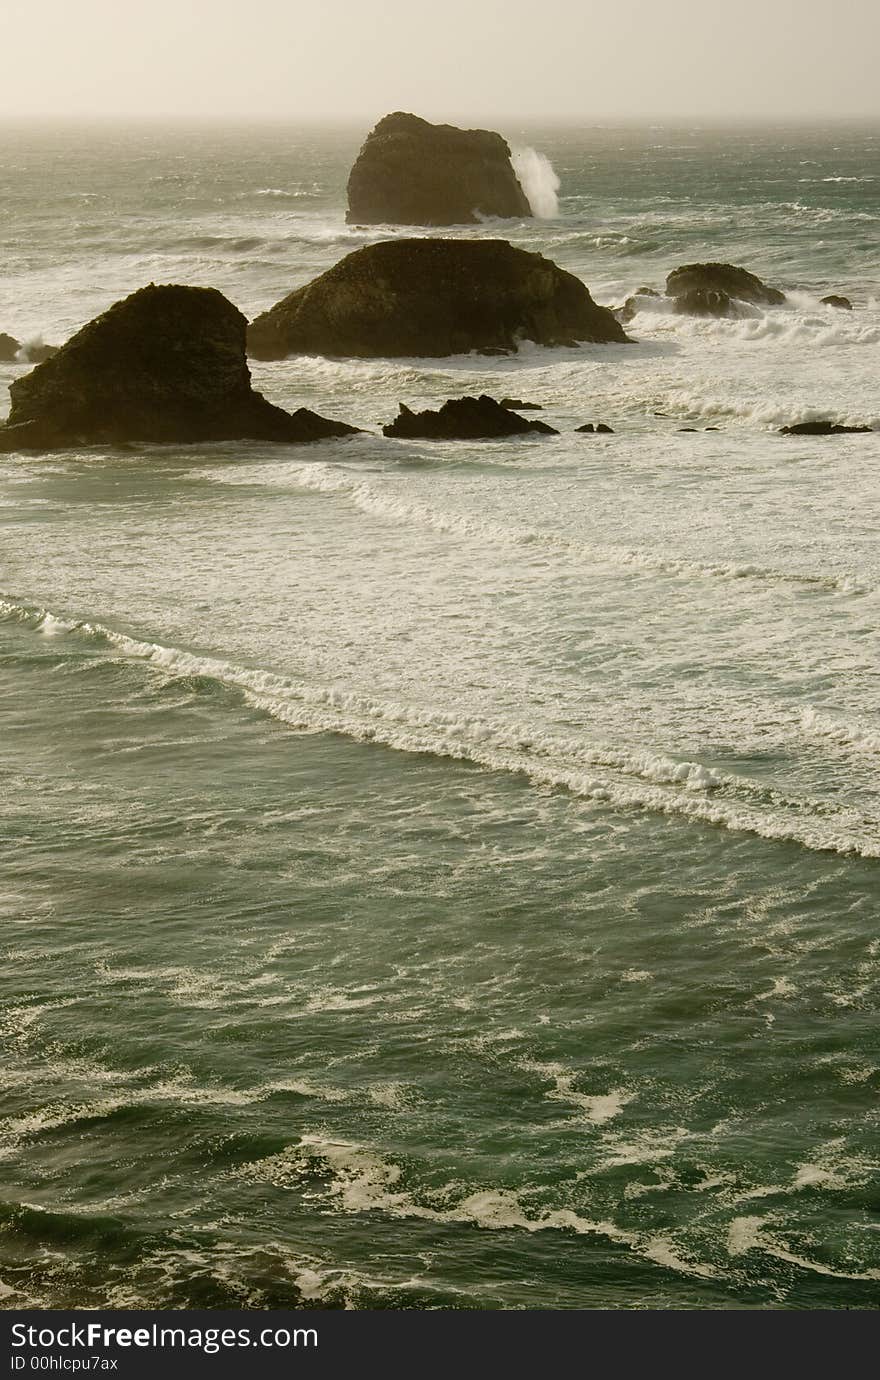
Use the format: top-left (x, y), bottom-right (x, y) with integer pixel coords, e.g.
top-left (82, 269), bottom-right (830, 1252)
top-left (2, 594), bottom-right (878, 859)
top-left (511, 148), bottom-right (561, 219)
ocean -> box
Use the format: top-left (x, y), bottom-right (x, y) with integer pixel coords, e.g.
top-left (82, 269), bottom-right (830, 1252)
top-left (0, 119), bottom-right (878, 1310)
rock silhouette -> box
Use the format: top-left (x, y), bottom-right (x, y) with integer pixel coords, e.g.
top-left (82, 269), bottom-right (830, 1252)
top-left (0, 284), bottom-right (357, 451)
top-left (346, 111), bottom-right (531, 226)
top-left (666, 263), bottom-right (785, 309)
top-left (248, 240), bottom-right (629, 361)
top-left (383, 395), bottom-right (558, 439)
top-left (779, 421), bottom-right (872, 436)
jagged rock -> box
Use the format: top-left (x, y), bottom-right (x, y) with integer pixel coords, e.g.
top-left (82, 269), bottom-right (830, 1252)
top-left (575, 422), bottom-right (614, 433)
top-left (672, 287), bottom-right (734, 318)
top-left (346, 111), bottom-right (531, 226)
top-left (0, 284), bottom-right (358, 452)
top-left (500, 398), bottom-right (543, 410)
top-left (0, 333), bottom-right (21, 362)
top-left (821, 295), bottom-right (853, 310)
top-left (779, 421), bottom-right (872, 436)
top-left (382, 395), bottom-right (558, 440)
top-left (666, 263), bottom-right (785, 307)
top-left (248, 239), bottom-right (630, 361)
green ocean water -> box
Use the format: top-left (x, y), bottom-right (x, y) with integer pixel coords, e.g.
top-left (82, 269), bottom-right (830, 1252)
top-left (1, 121), bottom-right (879, 1309)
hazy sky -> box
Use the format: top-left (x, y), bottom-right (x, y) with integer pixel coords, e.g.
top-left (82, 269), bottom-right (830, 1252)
top-left (2, 0), bottom-right (878, 120)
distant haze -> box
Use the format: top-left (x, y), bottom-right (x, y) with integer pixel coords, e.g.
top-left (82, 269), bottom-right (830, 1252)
top-left (2, 0), bottom-right (878, 120)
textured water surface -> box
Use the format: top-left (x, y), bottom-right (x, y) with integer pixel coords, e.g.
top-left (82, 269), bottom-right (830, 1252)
top-left (0, 120), bottom-right (878, 1309)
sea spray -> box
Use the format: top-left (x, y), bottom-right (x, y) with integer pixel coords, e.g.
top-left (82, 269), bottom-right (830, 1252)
top-left (511, 147), bottom-right (560, 218)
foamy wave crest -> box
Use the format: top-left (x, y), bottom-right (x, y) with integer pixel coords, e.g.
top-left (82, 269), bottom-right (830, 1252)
top-left (2, 593), bottom-right (878, 859)
top-left (664, 308), bottom-right (880, 350)
top-left (654, 388), bottom-right (877, 441)
top-left (240, 1133), bottom-right (720, 1281)
top-left (223, 461), bottom-right (865, 594)
top-left (801, 707), bottom-right (880, 756)
top-left (728, 1215), bottom-right (880, 1281)
top-left (511, 148), bottom-right (560, 218)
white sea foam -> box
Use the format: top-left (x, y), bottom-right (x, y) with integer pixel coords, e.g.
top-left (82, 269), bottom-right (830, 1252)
top-left (519, 1060), bottom-right (633, 1124)
top-left (727, 1215), bottom-right (880, 1281)
top-left (216, 462), bottom-right (865, 594)
top-left (240, 1133), bottom-right (721, 1280)
top-left (3, 594), bottom-right (879, 859)
top-left (801, 707), bottom-right (880, 756)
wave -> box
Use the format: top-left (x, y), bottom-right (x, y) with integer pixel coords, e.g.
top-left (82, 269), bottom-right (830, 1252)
top-left (518, 1060), bottom-right (633, 1124)
top-left (240, 1132), bottom-right (721, 1281)
top-left (510, 148), bottom-right (560, 219)
top-left (2, 594), bottom-right (878, 859)
top-left (645, 381), bottom-right (878, 436)
top-left (215, 461), bottom-right (867, 595)
top-left (727, 1215), bottom-right (880, 1281)
top-left (800, 707), bottom-right (880, 756)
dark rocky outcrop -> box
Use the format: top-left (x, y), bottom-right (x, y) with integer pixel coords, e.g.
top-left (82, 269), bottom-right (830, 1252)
top-left (575, 423), bottom-right (614, 433)
top-left (346, 111), bottom-right (531, 226)
top-left (0, 284), bottom-right (357, 452)
top-left (248, 239), bottom-right (630, 361)
top-left (0, 333), bottom-right (21, 362)
top-left (666, 263), bottom-right (785, 308)
top-left (500, 398), bottom-right (543, 410)
top-left (383, 395), bottom-right (558, 440)
top-left (821, 295), bottom-right (853, 310)
top-left (779, 421), bottom-right (872, 436)
top-left (672, 287), bottom-right (734, 318)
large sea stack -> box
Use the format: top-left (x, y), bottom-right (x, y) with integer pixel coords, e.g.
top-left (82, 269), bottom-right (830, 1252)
top-left (346, 112), bottom-right (532, 226)
top-left (247, 239), bottom-right (629, 361)
top-left (0, 284), bottom-right (357, 451)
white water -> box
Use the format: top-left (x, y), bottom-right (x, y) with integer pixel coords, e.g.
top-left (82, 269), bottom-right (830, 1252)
top-left (511, 146), bottom-right (561, 218)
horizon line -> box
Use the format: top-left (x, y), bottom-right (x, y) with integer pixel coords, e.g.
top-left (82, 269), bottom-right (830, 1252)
top-left (1, 110), bottom-right (879, 125)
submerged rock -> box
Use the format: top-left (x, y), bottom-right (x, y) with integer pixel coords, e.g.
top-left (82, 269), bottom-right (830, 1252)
top-left (779, 421), bottom-right (872, 436)
top-left (666, 262), bottom-right (785, 308)
top-left (0, 284), bottom-right (358, 451)
top-left (0, 333), bottom-right (21, 362)
top-left (346, 111), bottom-right (532, 226)
top-left (821, 294), bottom-right (853, 310)
top-left (615, 288), bottom-right (661, 324)
top-left (575, 422), bottom-right (614, 433)
top-left (383, 395), bottom-right (558, 440)
top-left (21, 342), bottom-right (59, 363)
top-left (672, 287), bottom-right (733, 318)
top-left (500, 398), bottom-right (543, 410)
top-left (248, 239), bottom-right (630, 361)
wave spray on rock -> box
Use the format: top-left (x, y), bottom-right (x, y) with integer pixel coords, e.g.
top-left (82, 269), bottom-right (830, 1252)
top-left (511, 148), bottom-right (560, 218)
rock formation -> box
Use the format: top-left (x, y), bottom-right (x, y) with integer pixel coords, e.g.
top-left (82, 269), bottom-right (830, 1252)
top-left (0, 333), bottom-right (20, 362)
top-left (821, 295), bottom-right (853, 310)
top-left (575, 423), bottom-right (614, 433)
top-left (248, 239), bottom-right (630, 361)
top-left (500, 398), bottom-right (543, 411)
top-left (383, 395), bottom-right (558, 440)
top-left (672, 287), bottom-right (734, 318)
top-left (779, 421), bottom-right (872, 436)
top-left (666, 263), bottom-right (785, 309)
top-left (346, 112), bottom-right (532, 226)
top-left (0, 284), bottom-right (357, 452)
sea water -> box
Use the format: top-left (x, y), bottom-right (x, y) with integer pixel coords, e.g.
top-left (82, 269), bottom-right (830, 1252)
top-left (0, 120), bottom-right (878, 1309)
